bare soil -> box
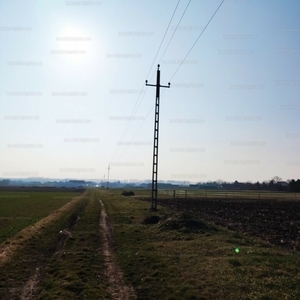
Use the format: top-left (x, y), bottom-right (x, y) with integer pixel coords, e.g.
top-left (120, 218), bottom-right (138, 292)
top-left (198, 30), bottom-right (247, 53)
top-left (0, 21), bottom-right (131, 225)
top-left (19, 267), bottom-right (41, 300)
top-left (149, 197), bottom-right (300, 251)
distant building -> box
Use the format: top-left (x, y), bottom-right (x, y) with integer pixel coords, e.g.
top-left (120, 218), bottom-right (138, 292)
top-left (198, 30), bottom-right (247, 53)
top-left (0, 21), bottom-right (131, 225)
top-left (198, 184), bottom-right (218, 190)
top-left (147, 183), bottom-right (174, 189)
top-left (69, 180), bottom-right (85, 185)
top-left (189, 184), bottom-right (199, 189)
top-left (277, 181), bottom-right (288, 187)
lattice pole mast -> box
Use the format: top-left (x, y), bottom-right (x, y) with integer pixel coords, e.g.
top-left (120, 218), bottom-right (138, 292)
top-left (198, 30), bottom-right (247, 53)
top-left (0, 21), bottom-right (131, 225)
top-left (106, 164), bottom-right (110, 189)
top-left (145, 64), bottom-right (170, 210)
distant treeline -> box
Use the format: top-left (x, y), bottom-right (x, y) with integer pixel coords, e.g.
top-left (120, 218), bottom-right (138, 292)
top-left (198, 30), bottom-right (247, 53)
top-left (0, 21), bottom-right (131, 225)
top-left (219, 179), bottom-right (300, 192)
top-left (0, 186), bottom-right (85, 193)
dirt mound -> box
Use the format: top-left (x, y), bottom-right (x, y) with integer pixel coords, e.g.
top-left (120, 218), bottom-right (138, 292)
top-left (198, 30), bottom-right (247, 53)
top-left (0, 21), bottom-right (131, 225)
top-left (142, 215), bottom-right (161, 225)
top-left (159, 212), bottom-right (216, 233)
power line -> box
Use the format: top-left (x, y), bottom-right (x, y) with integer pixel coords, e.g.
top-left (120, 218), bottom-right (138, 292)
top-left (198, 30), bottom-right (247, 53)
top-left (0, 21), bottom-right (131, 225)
top-left (118, 0), bottom-right (181, 145)
top-left (109, 0), bottom-right (225, 172)
top-left (169, 0), bottom-right (225, 82)
top-left (145, 0), bottom-right (181, 80)
top-left (122, 1), bottom-right (225, 149)
top-left (109, 83), bottom-right (146, 162)
top-left (109, 0), bottom-right (181, 164)
top-left (158, 0), bottom-right (192, 64)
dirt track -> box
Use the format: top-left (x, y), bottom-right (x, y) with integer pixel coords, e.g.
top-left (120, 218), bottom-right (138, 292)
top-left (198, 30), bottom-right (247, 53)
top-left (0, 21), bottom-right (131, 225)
top-left (99, 200), bottom-right (136, 300)
top-left (0, 192), bottom-right (135, 299)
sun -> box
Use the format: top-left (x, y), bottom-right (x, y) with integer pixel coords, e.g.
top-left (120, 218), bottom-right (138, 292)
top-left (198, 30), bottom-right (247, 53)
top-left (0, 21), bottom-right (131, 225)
top-left (56, 26), bottom-right (92, 61)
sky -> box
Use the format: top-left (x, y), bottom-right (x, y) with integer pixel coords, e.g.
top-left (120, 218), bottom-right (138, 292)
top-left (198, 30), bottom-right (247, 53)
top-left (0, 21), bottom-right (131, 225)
top-left (0, 0), bottom-right (299, 183)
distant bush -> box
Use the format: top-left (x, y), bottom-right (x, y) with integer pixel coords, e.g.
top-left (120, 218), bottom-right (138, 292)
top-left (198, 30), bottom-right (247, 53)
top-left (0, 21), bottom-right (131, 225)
top-left (121, 191), bottom-right (135, 197)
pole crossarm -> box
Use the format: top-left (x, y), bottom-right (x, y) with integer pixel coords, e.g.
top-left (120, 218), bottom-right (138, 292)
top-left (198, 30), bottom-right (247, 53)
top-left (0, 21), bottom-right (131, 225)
top-left (145, 64), bottom-right (170, 211)
top-left (145, 83), bottom-right (170, 88)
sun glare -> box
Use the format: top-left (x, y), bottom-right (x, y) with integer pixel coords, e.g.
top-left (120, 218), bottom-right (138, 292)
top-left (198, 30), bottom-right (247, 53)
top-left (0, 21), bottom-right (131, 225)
top-left (56, 26), bottom-right (92, 62)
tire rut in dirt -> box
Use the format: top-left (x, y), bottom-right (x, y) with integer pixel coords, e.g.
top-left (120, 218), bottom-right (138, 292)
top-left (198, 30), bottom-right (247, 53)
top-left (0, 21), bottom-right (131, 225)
top-left (53, 201), bottom-right (86, 258)
top-left (99, 199), bottom-right (136, 300)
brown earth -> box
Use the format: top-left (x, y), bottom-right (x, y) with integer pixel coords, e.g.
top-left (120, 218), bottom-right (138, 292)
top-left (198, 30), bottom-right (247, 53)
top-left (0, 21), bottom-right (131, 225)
top-left (142, 197), bottom-right (300, 251)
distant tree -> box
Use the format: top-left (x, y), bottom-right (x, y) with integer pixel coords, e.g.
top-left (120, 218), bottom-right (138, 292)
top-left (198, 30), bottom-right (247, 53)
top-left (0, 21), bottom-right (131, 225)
top-left (262, 181), bottom-right (268, 190)
top-left (216, 179), bottom-right (223, 185)
top-left (288, 179), bottom-right (300, 192)
top-left (271, 176), bottom-right (282, 184)
top-left (289, 179), bottom-right (296, 192)
top-left (269, 179), bottom-right (276, 190)
top-left (0, 179), bottom-right (10, 186)
top-left (121, 191), bottom-right (135, 197)
top-left (294, 179), bottom-right (300, 192)
top-left (255, 181), bottom-right (261, 190)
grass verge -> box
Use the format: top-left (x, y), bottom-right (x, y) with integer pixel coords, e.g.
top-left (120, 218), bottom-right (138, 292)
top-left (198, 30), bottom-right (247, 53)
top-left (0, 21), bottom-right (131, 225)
top-left (98, 188), bottom-right (300, 300)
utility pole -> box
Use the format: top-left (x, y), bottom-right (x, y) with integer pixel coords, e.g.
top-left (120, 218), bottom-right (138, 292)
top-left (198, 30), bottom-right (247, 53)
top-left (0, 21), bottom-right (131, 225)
top-left (146, 64), bottom-right (170, 210)
top-left (107, 164), bottom-right (110, 189)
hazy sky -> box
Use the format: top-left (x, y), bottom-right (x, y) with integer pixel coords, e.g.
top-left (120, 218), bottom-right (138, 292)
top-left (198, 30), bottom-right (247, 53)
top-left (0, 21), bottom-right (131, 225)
top-left (0, 0), bottom-right (299, 183)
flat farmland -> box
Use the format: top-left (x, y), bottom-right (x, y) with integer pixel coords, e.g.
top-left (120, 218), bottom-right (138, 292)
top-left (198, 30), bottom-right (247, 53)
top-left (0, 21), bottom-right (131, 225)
top-left (1, 188), bottom-right (300, 299)
top-left (0, 189), bottom-right (113, 299)
top-left (101, 189), bottom-right (300, 299)
top-left (157, 189), bottom-right (300, 200)
top-left (144, 196), bottom-right (300, 251)
top-left (0, 189), bottom-right (81, 243)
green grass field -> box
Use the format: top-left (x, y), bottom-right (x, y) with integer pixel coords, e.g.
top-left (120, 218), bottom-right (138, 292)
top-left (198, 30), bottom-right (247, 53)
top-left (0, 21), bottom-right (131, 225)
top-left (0, 191), bottom-right (80, 243)
top-left (0, 189), bottom-right (110, 299)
